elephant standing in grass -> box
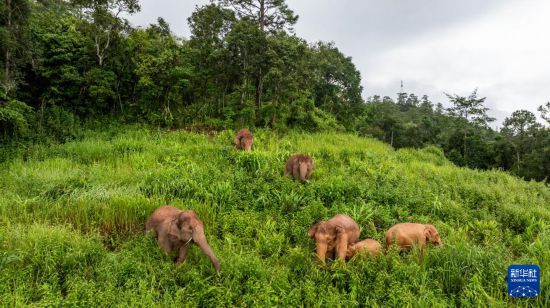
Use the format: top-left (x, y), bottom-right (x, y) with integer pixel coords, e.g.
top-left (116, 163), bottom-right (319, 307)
top-left (308, 214), bottom-right (360, 263)
top-left (234, 128), bottom-right (253, 151)
top-left (146, 206), bottom-right (221, 272)
top-left (285, 154), bottom-right (314, 183)
top-left (385, 223), bottom-right (442, 252)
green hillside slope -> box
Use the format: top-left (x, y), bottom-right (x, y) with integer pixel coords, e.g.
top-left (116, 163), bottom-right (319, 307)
top-left (1, 127), bottom-right (548, 306)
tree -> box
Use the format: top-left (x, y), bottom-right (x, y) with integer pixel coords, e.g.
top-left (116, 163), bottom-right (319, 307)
top-left (225, 19), bottom-right (268, 111)
top-left (218, 0), bottom-right (297, 32)
top-left (311, 41), bottom-right (364, 129)
top-left (502, 110), bottom-right (538, 137)
top-left (502, 109), bottom-right (542, 175)
top-left (538, 101), bottom-right (550, 125)
top-left (262, 33), bottom-right (311, 127)
top-left (71, 0), bottom-right (140, 66)
top-left (32, 15), bottom-right (91, 114)
top-left (217, 0), bottom-right (298, 108)
top-left (446, 89), bottom-right (495, 127)
top-left (187, 4), bottom-right (236, 115)
top-left (0, 0), bottom-right (31, 94)
top-left (132, 22), bottom-right (193, 125)
top-left (445, 89), bottom-right (495, 166)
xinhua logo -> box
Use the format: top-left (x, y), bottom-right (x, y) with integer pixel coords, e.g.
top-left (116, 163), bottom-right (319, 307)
top-left (507, 264), bottom-right (540, 297)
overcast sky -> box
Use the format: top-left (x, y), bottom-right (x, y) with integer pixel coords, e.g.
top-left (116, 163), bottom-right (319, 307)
top-left (128, 0), bottom-right (550, 126)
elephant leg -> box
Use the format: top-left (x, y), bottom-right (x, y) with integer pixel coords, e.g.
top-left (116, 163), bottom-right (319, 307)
top-left (175, 243), bottom-right (189, 266)
top-left (336, 228), bottom-right (349, 261)
top-left (292, 168), bottom-right (299, 181)
top-left (316, 241), bottom-right (328, 263)
top-left (158, 232), bottom-right (174, 253)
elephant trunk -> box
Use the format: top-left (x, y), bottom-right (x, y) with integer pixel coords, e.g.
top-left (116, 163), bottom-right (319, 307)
top-left (194, 233), bottom-right (221, 273)
top-left (299, 162), bottom-right (308, 183)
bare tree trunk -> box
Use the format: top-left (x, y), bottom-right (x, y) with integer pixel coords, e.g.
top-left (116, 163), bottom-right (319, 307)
top-left (39, 97), bottom-right (46, 135)
top-left (271, 84), bottom-right (279, 127)
top-left (115, 80), bottom-right (123, 114)
top-left (95, 29), bottom-right (112, 66)
top-left (4, 0), bottom-right (12, 85)
top-left (255, 71), bottom-right (263, 109)
top-left (222, 84), bottom-right (227, 112)
top-left (255, 0), bottom-right (265, 109)
top-left (463, 130), bottom-right (467, 166)
top-left (259, 0), bottom-right (265, 31)
top-left (240, 54), bottom-right (248, 107)
top-left (516, 147), bottom-right (520, 174)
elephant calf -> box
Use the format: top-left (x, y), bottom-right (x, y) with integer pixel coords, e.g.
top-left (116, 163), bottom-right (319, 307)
top-left (346, 239), bottom-right (382, 259)
top-left (234, 128), bottom-right (253, 151)
top-left (385, 222), bottom-right (442, 251)
top-left (308, 214), bottom-right (360, 263)
top-left (146, 206), bottom-right (221, 272)
top-left (285, 154), bottom-right (314, 183)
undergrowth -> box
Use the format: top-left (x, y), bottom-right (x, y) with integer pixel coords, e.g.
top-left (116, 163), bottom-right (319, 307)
top-left (0, 127), bottom-right (548, 306)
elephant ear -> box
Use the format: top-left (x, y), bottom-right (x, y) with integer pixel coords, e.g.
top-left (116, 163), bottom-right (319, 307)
top-left (168, 218), bottom-right (182, 239)
top-left (308, 222), bottom-right (321, 238)
top-left (424, 225), bottom-right (436, 241)
top-left (175, 212), bottom-right (194, 240)
top-left (176, 212), bottom-right (194, 234)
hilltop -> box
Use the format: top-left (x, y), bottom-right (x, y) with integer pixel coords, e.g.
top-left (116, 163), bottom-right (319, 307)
top-left (0, 127), bottom-right (548, 306)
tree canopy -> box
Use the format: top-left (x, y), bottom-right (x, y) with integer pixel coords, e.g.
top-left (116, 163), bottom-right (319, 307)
top-left (0, 0), bottom-right (548, 182)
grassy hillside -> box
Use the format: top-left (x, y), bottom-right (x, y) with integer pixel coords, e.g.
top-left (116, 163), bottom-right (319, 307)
top-left (0, 127), bottom-right (548, 306)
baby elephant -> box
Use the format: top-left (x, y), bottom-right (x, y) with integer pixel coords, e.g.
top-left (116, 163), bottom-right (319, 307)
top-left (146, 206), bottom-right (221, 272)
top-left (308, 214), bottom-right (360, 263)
top-left (346, 239), bottom-right (382, 259)
top-left (285, 154), bottom-right (314, 183)
top-left (234, 128), bottom-right (253, 151)
top-left (385, 223), bottom-right (442, 251)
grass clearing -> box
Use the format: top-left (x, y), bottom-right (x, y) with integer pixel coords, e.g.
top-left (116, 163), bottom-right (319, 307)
top-left (1, 126), bottom-right (548, 306)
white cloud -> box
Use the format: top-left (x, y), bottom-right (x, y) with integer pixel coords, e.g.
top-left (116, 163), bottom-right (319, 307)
top-left (363, 1), bottom-right (550, 123)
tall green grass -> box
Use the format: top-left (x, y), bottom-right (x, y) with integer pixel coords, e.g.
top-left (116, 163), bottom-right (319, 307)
top-left (0, 127), bottom-right (548, 306)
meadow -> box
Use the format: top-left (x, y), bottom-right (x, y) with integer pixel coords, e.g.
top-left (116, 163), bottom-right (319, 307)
top-left (0, 126), bottom-right (548, 307)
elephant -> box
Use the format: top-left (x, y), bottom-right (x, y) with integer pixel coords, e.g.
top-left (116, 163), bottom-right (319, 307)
top-left (346, 239), bottom-right (382, 259)
top-left (145, 206), bottom-right (221, 272)
top-left (234, 128), bottom-right (253, 151)
top-left (285, 154), bottom-right (314, 183)
top-left (385, 223), bottom-right (442, 251)
top-left (308, 214), bottom-right (360, 263)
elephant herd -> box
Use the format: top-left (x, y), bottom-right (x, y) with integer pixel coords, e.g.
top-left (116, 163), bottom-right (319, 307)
top-left (145, 129), bottom-right (443, 273)
top-left (308, 214), bottom-right (443, 264)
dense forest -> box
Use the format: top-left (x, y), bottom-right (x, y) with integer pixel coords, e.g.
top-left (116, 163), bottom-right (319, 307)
top-left (1, 0), bottom-right (549, 182)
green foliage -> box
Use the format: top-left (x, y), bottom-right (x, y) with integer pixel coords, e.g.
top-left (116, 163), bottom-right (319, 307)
top-left (217, 0), bottom-right (298, 33)
top-left (0, 95), bottom-right (32, 140)
top-left (311, 41), bottom-right (364, 129)
top-left (285, 96), bottom-right (344, 131)
top-left (0, 126), bottom-right (548, 306)
top-left (1, 0), bottom-right (549, 183)
top-left (358, 92), bottom-right (549, 182)
top-left (133, 27), bottom-right (193, 126)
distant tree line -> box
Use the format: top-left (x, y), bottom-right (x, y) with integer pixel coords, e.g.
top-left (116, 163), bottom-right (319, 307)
top-left (359, 92), bottom-right (550, 182)
top-left (1, 0), bottom-right (548, 181)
